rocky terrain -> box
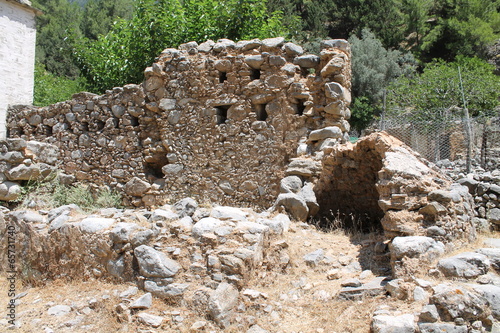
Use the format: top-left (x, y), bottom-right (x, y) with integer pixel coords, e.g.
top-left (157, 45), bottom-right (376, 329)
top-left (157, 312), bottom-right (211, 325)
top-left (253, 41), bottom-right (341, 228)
top-left (0, 193), bottom-right (499, 332)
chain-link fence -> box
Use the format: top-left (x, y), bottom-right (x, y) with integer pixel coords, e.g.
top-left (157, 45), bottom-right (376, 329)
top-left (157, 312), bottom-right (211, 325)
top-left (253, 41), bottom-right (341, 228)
top-left (367, 109), bottom-right (500, 171)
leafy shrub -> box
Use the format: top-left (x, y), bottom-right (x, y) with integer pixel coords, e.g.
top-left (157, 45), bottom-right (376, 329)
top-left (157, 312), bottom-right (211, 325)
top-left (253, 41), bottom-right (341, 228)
top-left (34, 63), bottom-right (87, 106)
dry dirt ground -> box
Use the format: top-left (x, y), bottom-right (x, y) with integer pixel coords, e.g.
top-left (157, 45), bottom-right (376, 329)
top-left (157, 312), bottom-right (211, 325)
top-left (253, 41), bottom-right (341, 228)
top-left (1, 223), bottom-right (498, 333)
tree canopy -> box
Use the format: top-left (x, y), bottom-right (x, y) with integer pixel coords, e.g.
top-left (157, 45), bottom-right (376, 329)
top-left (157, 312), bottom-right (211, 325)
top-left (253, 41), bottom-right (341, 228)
top-left (387, 57), bottom-right (500, 120)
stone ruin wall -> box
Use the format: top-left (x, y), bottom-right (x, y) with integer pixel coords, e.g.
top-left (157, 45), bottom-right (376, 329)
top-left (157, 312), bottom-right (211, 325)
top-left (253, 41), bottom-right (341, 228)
top-left (7, 37), bottom-right (352, 208)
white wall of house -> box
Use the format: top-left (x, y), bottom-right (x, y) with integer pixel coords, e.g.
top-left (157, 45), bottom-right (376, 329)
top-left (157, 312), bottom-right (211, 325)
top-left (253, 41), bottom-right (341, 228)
top-left (0, 0), bottom-right (37, 139)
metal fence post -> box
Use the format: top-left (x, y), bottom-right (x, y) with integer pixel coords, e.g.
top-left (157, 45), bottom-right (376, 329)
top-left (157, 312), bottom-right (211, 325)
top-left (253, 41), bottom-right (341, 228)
top-left (458, 66), bottom-right (473, 173)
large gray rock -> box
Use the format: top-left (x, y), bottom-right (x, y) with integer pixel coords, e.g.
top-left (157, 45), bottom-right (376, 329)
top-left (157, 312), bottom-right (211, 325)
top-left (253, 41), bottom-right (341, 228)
top-left (298, 182), bottom-right (319, 217)
top-left (110, 222), bottom-right (139, 244)
top-left (211, 206), bottom-right (247, 221)
top-left (209, 282), bottom-right (239, 328)
top-left (487, 208), bottom-right (500, 225)
top-left (476, 248), bottom-right (500, 270)
top-left (257, 213), bottom-right (290, 234)
top-left (437, 252), bottom-right (490, 278)
top-left (308, 127), bottom-right (343, 142)
top-left (26, 141), bottom-right (59, 164)
top-left (274, 193), bottom-right (309, 221)
top-left (48, 305), bottom-right (72, 316)
top-left (285, 158), bottom-right (322, 177)
top-left (48, 213), bottom-right (70, 232)
top-left (283, 42), bottom-right (304, 56)
top-left (150, 209), bottom-right (179, 222)
top-left (418, 323), bottom-right (467, 333)
top-left (0, 181), bottom-right (22, 201)
top-left (245, 55), bottom-right (264, 69)
top-left (197, 40), bottom-right (215, 52)
top-left (383, 148), bottom-right (431, 178)
top-left (371, 314), bottom-right (415, 333)
top-left (262, 37), bottom-right (285, 48)
top-left (428, 190), bottom-right (461, 204)
top-left (6, 164), bottom-right (41, 181)
top-left (320, 39), bottom-right (350, 52)
top-left (236, 39), bottom-right (261, 51)
top-left (472, 284), bottom-right (500, 320)
top-left (173, 197), bottom-right (198, 217)
top-left (123, 177), bottom-right (151, 197)
top-left (136, 312), bottom-right (163, 328)
top-left (430, 284), bottom-right (488, 321)
top-left (192, 217), bottom-right (224, 238)
top-left (144, 281), bottom-right (189, 299)
top-left (338, 276), bottom-right (389, 300)
top-left (324, 82), bottom-right (351, 104)
top-left (390, 236), bottom-right (445, 261)
top-left (130, 293), bottom-right (152, 309)
top-left (304, 249), bottom-right (324, 267)
top-left (134, 245), bottom-right (181, 278)
top-left (419, 304), bottom-right (439, 323)
top-left (293, 55), bottom-right (320, 68)
top-left (162, 164), bottom-right (183, 175)
top-left (78, 218), bottom-right (115, 233)
top-left (280, 176), bottom-right (303, 194)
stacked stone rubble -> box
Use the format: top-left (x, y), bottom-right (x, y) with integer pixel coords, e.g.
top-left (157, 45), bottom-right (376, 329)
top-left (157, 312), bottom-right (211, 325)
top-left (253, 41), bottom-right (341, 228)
top-left (0, 138), bottom-right (59, 201)
top-left (7, 38), bottom-right (352, 209)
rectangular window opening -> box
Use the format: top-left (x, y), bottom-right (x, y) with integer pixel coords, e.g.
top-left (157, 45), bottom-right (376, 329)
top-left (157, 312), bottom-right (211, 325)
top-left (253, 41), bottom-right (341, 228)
top-left (250, 69), bottom-right (261, 80)
top-left (216, 105), bottom-right (230, 124)
top-left (296, 99), bottom-right (306, 115)
top-left (219, 71), bottom-right (227, 83)
top-left (254, 104), bottom-right (268, 121)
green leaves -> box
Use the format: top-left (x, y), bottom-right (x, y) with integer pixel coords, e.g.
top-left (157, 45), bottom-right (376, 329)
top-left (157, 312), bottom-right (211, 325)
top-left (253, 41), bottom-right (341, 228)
top-left (73, 0), bottom-right (293, 93)
top-left (387, 57), bottom-right (500, 120)
top-left (33, 63), bottom-right (87, 106)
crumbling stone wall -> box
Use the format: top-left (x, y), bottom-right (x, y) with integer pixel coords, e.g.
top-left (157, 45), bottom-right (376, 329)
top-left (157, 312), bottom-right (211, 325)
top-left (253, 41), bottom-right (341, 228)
top-left (7, 38), bottom-right (352, 208)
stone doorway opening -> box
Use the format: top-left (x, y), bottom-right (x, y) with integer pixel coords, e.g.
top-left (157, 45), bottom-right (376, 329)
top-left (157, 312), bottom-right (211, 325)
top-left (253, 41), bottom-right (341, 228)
top-left (315, 142), bottom-right (385, 233)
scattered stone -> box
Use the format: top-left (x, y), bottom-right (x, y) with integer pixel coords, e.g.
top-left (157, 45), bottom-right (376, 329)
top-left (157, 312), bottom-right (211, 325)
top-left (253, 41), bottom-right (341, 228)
top-left (47, 305), bottom-right (71, 316)
top-left (274, 193), bottom-right (309, 221)
top-left (77, 217), bottom-right (115, 233)
top-left (130, 293), bottom-right (152, 309)
top-left (192, 217), bottom-right (224, 238)
top-left (418, 323), bottom-right (467, 333)
top-left (304, 249), bottom-right (324, 267)
top-left (134, 245), bottom-right (181, 278)
top-left (419, 304), bottom-right (439, 323)
top-left (338, 276), bottom-right (389, 300)
top-left (209, 282), bottom-right (239, 328)
top-left (173, 197), bottom-right (198, 217)
top-left (341, 278), bottom-right (362, 288)
top-left (437, 252), bottom-right (490, 278)
top-left (136, 312), bottom-right (163, 328)
top-left (371, 314), bottom-right (415, 333)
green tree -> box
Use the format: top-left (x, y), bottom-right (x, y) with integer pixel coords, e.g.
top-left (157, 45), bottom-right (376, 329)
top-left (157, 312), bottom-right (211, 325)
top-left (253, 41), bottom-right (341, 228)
top-left (348, 29), bottom-right (414, 132)
top-left (81, 0), bottom-right (134, 40)
top-left (74, 0), bottom-right (290, 93)
top-left (33, 63), bottom-right (87, 106)
top-left (32, 0), bottom-right (83, 78)
top-left (421, 0), bottom-right (500, 61)
top-left (400, 0), bottom-right (433, 52)
top-left (387, 56), bottom-right (500, 120)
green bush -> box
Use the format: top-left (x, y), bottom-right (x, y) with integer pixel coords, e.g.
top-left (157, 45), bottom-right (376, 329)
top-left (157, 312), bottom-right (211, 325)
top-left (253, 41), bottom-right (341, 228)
top-left (34, 63), bottom-right (87, 106)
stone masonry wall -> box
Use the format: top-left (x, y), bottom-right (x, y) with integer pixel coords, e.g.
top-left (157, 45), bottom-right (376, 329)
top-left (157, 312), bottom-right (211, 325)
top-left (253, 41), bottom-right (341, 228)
top-left (7, 38), bottom-right (352, 209)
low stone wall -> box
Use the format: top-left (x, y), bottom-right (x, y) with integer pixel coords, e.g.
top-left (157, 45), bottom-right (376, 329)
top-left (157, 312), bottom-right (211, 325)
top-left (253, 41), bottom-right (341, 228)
top-left (7, 38), bottom-right (352, 209)
top-left (0, 138), bottom-right (59, 201)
